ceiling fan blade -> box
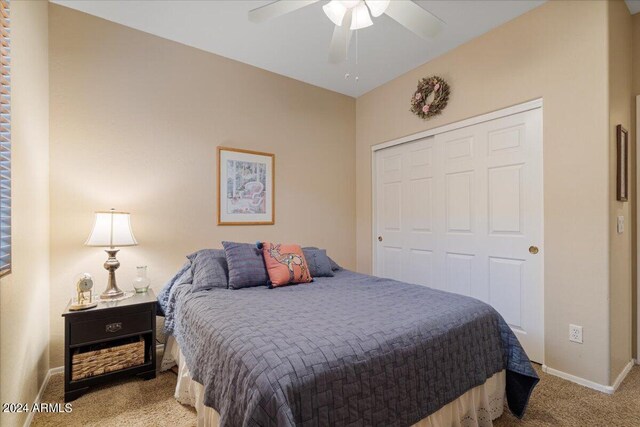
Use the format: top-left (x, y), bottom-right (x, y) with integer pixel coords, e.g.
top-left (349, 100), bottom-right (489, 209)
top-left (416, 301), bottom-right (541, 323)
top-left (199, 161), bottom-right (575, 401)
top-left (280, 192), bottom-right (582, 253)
top-left (328, 10), bottom-right (353, 64)
top-left (248, 0), bottom-right (320, 23)
top-left (384, 0), bottom-right (443, 39)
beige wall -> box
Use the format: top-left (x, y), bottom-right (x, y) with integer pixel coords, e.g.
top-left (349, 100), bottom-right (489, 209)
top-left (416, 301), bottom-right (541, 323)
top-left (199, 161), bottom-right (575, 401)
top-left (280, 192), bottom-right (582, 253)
top-left (27, 0), bottom-right (640, 389)
top-left (48, 4), bottom-right (356, 367)
top-left (356, 0), bottom-right (613, 385)
top-left (0, 1), bottom-right (50, 426)
top-left (608, 0), bottom-right (633, 381)
top-left (635, 14), bottom-right (640, 96)
top-left (633, 12), bottom-right (640, 359)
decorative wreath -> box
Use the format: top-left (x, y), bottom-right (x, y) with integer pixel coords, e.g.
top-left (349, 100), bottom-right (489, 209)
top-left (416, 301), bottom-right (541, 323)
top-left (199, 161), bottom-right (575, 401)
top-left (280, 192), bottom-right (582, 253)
top-left (410, 76), bottom-right (450, 120)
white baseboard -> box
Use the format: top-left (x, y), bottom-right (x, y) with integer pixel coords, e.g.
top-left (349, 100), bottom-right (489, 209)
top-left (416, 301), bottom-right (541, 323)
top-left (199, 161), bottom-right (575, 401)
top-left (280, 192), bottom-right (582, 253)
top-left (541, 365), bottom-right (613, 394)
top-left (23, 366), bottom-right (63, 427)
top-left (23, 344), bottom-right (165, 426)
top-left (542, 360), bottom-right (634, 395)
top-left (611, 360), bottom-right (635, 391)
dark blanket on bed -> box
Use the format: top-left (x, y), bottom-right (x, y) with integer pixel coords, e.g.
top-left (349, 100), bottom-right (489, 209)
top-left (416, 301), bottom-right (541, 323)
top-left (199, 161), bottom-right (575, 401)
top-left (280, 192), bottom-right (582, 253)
top-left (158, 268), bottom-right (538, 426)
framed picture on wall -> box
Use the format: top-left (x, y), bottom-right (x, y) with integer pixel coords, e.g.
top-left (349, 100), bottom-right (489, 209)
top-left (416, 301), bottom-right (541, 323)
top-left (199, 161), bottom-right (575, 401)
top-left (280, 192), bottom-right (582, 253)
top-left (217, 147), bottom-right (275, 225)
top-left (617, 125), bottom-right (629, 202)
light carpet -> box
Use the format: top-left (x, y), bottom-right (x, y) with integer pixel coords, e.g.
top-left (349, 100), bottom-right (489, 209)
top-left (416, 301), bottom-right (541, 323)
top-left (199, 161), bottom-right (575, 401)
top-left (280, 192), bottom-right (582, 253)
top-left (32, 364), bottom-right (640, 426)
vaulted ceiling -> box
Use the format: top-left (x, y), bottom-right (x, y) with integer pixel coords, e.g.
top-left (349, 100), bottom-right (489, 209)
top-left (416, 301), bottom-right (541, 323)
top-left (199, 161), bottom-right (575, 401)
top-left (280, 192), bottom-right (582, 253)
top-left (52, 1), bottom-right (552, 97)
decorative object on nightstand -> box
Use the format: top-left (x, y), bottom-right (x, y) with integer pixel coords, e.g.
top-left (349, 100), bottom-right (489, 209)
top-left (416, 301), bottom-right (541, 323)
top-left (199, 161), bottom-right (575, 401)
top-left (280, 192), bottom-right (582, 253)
top-left (68, 273), bottom-right (98, 311)
top-left (62, 290), bottom-right (157, 402)
top-left (132, 265), bottom-right (150, 293)
top-left (85, 209), bottom-right (138, 299)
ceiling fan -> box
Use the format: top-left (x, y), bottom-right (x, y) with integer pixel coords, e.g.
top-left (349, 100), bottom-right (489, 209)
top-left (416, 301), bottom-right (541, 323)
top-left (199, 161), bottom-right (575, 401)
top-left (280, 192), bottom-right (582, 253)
top-left (248, 0), bottom-right (444, 64)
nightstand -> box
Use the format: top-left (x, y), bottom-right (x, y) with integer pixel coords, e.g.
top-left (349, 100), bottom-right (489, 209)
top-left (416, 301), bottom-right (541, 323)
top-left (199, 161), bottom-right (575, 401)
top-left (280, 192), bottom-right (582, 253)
top-left (61, 290), bottom-right (157, 402)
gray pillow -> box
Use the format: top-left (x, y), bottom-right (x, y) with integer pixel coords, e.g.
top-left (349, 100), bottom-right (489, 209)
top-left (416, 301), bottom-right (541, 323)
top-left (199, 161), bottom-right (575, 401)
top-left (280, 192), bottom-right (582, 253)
top-left (328, 257), bottom-right (341, 271)
top-left (187, 249), bottom-right (229, 291)
top-left (303, 247), bottom-right (342, 271)
top-left (302, 248), bottom-right (334, 277)
top-left (222, 241), bottom-right (269, 289)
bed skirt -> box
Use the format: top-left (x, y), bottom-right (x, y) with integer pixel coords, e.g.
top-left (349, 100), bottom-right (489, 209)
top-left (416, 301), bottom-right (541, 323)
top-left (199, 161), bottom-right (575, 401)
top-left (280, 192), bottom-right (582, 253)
top-left (163, 337), bottom-right (506, 427)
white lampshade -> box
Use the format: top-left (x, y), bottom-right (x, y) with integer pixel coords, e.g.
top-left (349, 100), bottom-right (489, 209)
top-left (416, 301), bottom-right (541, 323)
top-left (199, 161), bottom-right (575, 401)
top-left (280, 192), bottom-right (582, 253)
top-left (350, 3), bottom-right (373, 30)
top-left (364, 0), bottom-right (390, 17)
top-left (85, 209), bottom-right (138, 248)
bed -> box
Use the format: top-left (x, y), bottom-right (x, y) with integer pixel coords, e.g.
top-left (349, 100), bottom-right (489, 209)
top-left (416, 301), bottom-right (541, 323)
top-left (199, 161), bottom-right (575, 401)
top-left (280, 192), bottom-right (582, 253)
top-left (158, 264), bottom-right (538, 427)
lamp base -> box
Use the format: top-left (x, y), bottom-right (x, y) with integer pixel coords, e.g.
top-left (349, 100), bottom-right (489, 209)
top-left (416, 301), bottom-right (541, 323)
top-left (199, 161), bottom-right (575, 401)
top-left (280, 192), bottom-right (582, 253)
top-left (100, 249), bottom-right (125, 300)
top-left (100, 288), bottom-right (124, 299)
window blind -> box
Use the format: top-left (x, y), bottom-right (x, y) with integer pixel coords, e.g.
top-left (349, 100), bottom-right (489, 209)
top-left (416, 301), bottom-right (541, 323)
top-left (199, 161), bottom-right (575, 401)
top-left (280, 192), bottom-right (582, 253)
top-left (0, 0), bottom-right (10, 276)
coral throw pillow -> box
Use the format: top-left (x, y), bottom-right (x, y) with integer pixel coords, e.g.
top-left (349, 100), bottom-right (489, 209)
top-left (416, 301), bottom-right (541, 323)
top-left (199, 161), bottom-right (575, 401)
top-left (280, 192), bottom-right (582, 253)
top-left (262, 242), bottom-right (312, 287)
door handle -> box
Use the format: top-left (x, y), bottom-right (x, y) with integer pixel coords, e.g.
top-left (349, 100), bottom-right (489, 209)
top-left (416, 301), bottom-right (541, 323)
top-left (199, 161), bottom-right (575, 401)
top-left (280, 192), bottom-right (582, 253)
top-left (529, 246), bottom-right (539, 255)
top-left (378, 236), bottom-right (383, 242)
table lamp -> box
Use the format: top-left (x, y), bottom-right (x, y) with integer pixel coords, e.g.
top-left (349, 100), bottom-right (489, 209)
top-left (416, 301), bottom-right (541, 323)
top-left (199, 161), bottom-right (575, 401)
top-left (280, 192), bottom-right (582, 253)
top-left (85, 209), bottom-right (138, 299)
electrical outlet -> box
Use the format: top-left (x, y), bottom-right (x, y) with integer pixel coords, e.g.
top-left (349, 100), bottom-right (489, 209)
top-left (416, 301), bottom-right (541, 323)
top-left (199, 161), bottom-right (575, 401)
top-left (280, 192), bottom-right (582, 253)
top-left (569, 324), bottom-right (583, 344)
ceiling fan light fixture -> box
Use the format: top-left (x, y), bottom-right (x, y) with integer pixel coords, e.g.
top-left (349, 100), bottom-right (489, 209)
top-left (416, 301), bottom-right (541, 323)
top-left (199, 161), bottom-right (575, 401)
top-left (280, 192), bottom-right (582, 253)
top-left (364, 0), bottom-right (390, 17)
top-left (323, 0), bottom-right (348, 26)
top-left (350, 3), bottom-right (373, 30)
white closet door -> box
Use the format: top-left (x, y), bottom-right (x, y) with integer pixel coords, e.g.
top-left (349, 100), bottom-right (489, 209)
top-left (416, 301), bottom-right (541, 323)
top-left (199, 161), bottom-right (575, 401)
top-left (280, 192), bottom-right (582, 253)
top-left (374, 108), bottom-right (543, 362)
top-left (375, 137), bottom-right (437, 284)
top-left (375, 143), bottom-right (404, 281)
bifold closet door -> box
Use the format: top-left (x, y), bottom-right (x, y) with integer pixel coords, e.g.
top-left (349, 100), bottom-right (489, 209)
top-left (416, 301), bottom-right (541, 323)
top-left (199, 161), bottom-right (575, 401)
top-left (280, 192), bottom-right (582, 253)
top-left (374, 108), bottom-right (543, 362)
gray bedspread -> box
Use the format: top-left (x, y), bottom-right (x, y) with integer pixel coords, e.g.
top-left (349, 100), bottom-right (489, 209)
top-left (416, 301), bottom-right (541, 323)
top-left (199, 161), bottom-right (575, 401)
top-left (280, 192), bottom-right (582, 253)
top-left (158, 268), bottom-right (538, 426)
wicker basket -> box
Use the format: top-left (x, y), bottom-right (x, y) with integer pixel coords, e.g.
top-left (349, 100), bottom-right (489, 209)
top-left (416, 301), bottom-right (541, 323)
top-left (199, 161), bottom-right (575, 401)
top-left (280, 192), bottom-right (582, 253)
top-left (71, 338), bottom-right (145, 381)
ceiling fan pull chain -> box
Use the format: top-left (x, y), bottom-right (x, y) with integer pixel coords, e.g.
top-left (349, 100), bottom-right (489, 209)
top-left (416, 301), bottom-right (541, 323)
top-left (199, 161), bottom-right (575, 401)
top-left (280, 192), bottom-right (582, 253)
top-left (355, 26), bottom-right (359, 83)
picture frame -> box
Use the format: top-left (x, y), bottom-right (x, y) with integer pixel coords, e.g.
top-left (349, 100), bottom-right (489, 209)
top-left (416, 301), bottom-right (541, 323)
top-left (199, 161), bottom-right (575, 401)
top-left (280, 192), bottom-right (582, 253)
top-left (617, 125), bottom-right (629, 202)
top-left (217, 146), bottom-right (275, 225)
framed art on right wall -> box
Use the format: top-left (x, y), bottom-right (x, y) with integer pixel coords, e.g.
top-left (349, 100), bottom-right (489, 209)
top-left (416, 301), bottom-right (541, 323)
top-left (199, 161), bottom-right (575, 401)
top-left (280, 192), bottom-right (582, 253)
top-left (617, 125), bottom-right (629, 202)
